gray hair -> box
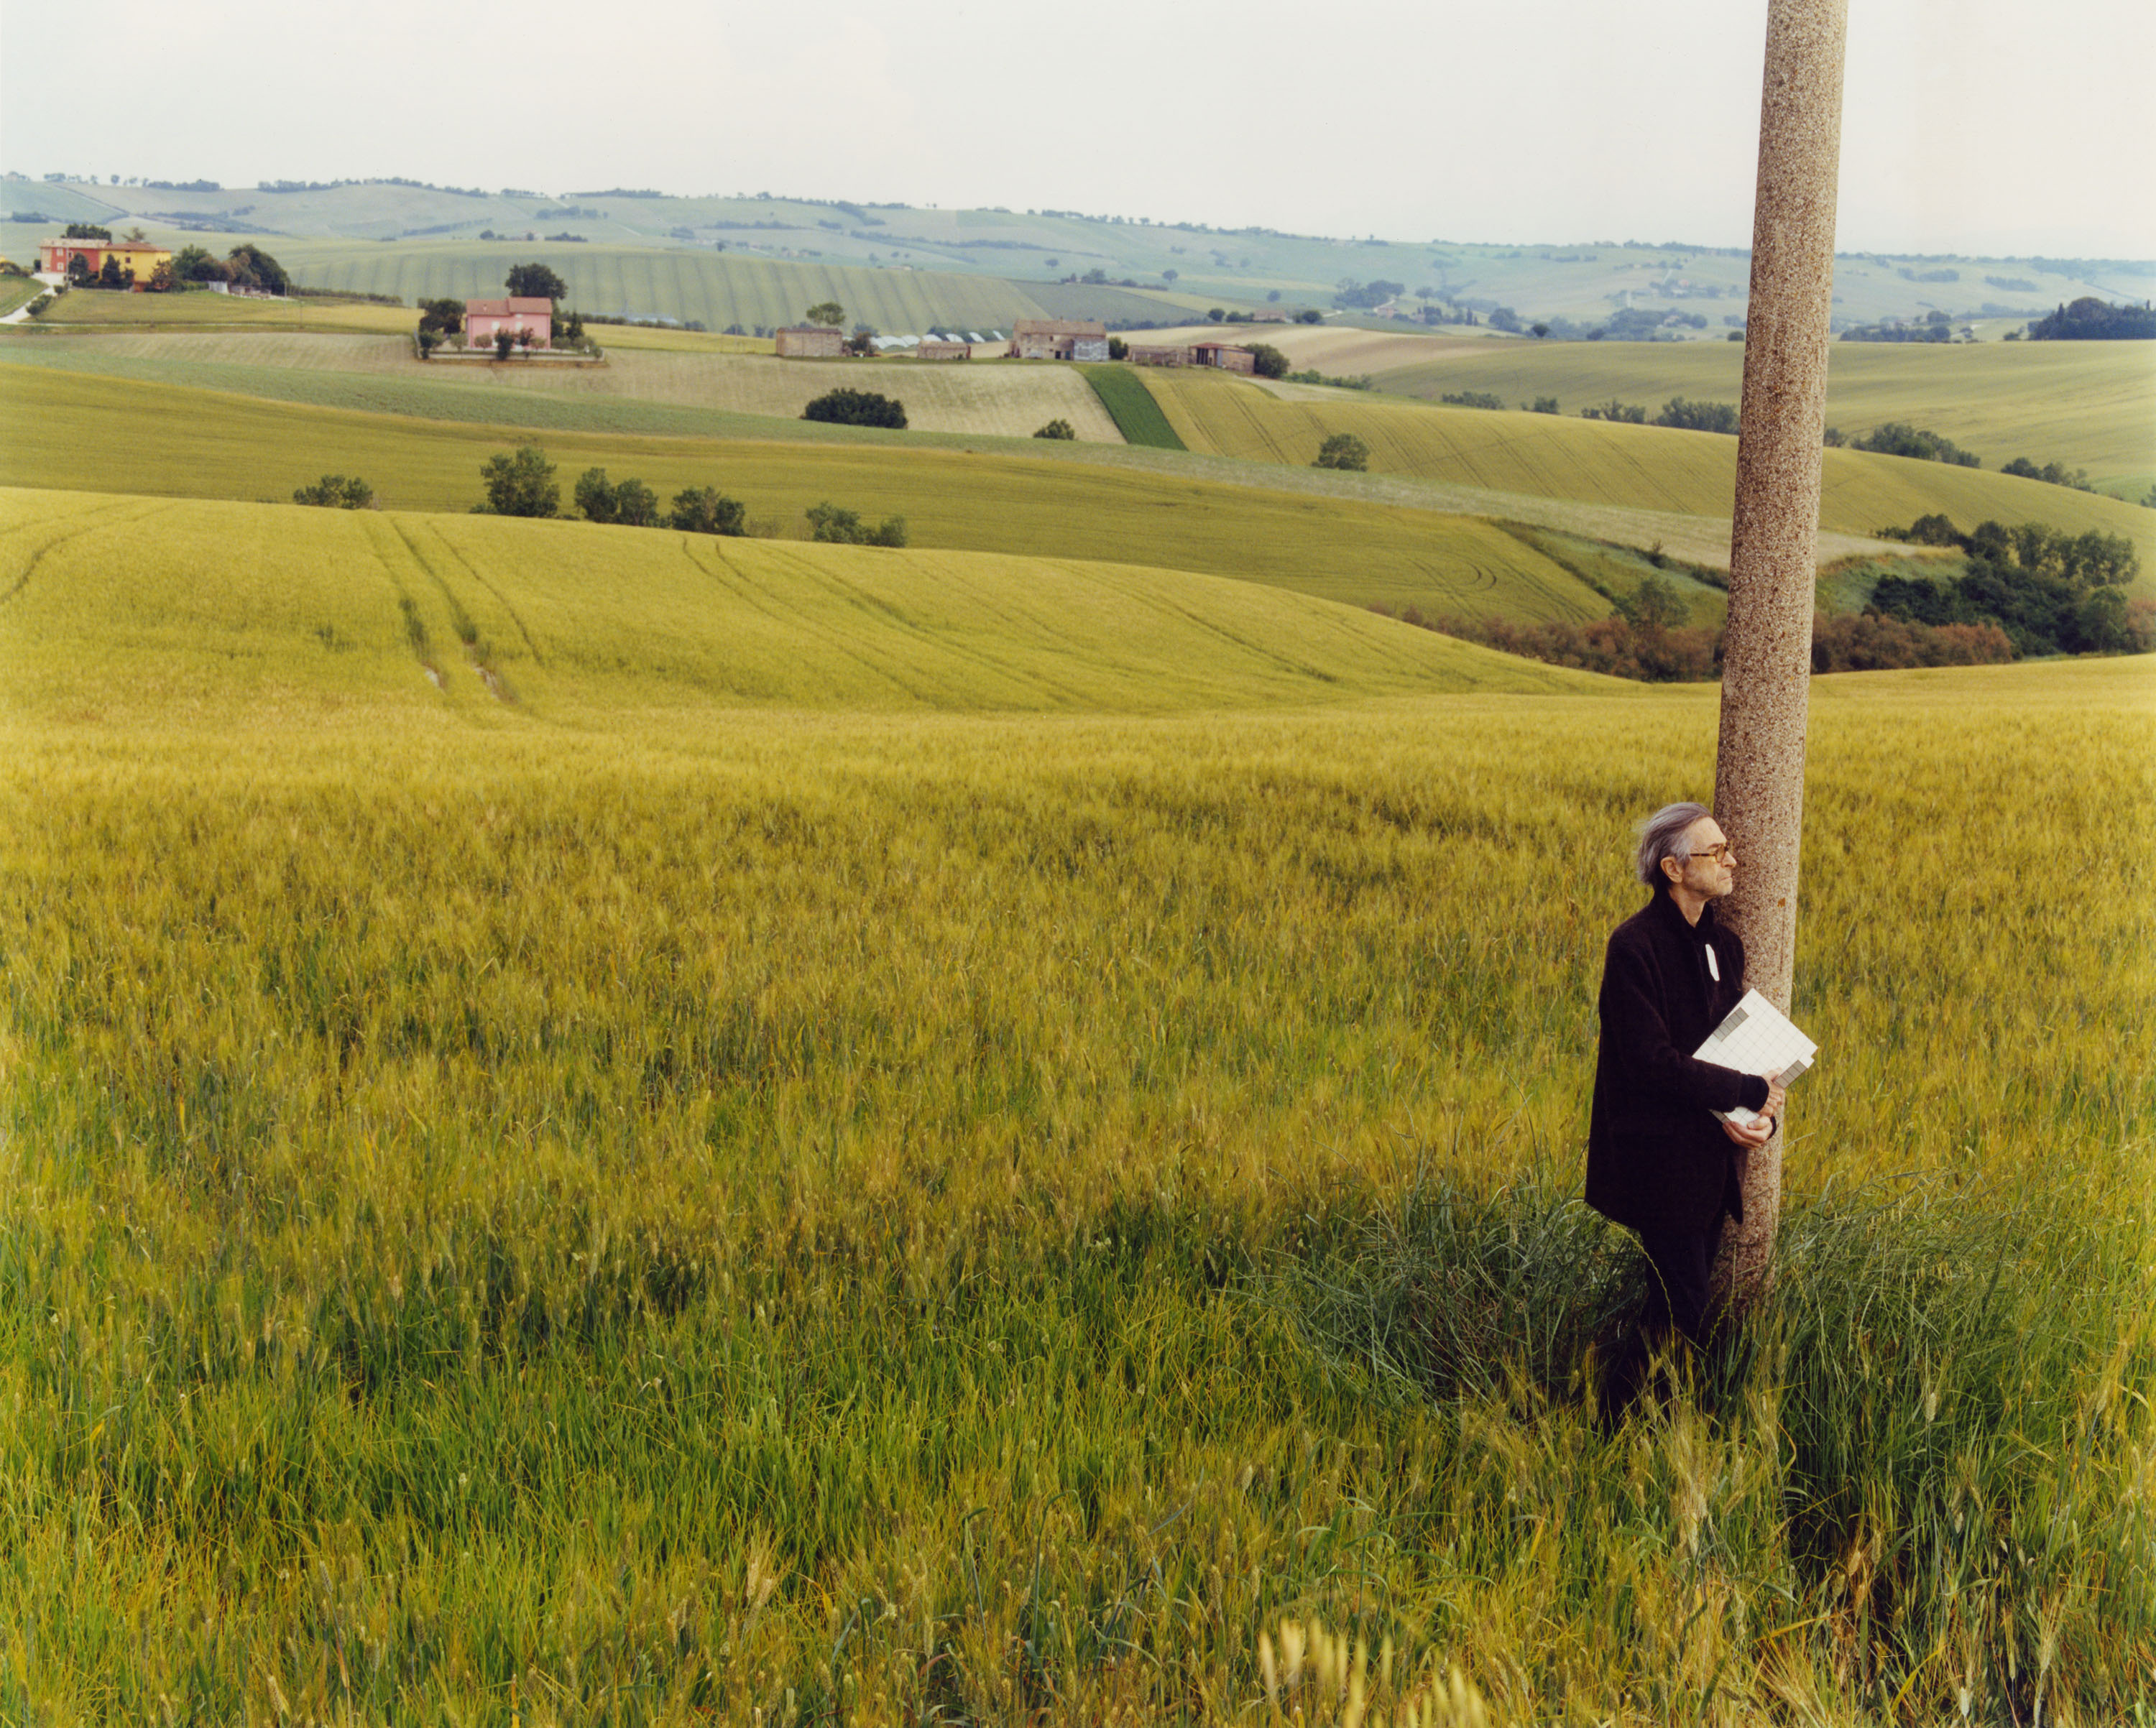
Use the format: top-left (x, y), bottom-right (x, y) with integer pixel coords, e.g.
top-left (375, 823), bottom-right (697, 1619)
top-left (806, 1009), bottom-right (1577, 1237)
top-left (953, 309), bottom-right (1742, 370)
top-left (1636, 801), bottom-right (1713, 887)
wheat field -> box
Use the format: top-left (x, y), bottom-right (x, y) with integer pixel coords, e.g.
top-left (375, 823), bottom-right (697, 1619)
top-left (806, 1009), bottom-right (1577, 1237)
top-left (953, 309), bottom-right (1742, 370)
top-left (4, 660), bottom-right (2149, 1722)
top-left (2, 470), bottom-right (2152, 1719)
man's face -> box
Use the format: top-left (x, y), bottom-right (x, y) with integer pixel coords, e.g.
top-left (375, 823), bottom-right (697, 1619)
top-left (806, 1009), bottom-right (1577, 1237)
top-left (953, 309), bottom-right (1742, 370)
top-left (1667, 818), bottom-right (1737, 900)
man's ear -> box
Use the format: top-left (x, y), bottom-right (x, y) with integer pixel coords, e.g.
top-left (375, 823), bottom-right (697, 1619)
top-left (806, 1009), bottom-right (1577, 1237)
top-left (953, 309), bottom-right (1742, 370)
top-left (1660, 854), bottom-right (1683, 884)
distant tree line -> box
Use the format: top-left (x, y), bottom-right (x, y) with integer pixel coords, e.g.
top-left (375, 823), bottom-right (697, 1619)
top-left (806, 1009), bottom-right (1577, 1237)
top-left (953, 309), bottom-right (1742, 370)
top-left (1841, 310), bottom-right (1963, 343)
top-left (466, 445), bottom-right (905, 544)
top-left (1383, 591), bottom-right (2014, 682)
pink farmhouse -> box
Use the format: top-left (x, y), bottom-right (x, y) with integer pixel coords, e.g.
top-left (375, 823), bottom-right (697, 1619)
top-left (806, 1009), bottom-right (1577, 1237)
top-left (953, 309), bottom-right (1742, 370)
top-left (464, 297), bottom-right (553, 350)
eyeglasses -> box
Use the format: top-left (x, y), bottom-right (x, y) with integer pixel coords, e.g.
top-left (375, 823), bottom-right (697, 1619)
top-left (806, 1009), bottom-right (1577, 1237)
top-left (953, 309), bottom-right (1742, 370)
top-left (1685, 842), bottom-right (1734, 864)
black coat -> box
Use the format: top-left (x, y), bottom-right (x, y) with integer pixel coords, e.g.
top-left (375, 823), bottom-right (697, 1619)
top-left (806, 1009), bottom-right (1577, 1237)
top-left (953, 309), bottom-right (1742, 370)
top-left (1585, 890), bottom-right (1772, 1235)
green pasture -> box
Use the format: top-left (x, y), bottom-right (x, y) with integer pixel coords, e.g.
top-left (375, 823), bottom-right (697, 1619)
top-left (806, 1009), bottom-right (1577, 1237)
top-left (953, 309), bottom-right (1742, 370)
top-left (0, 371), bottom-right (1611, 623)
top-left (1077, 362), bottom-right (1186, 448)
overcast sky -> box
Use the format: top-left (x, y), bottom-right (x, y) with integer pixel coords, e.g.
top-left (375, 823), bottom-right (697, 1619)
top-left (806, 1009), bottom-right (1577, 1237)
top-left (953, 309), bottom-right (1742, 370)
top-left (5, 0), bottom-right (2151, 259)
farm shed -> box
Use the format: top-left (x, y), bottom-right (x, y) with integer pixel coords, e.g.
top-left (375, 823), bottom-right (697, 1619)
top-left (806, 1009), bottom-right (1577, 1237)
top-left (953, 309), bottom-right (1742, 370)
top-left (1192, 341), bottom-right (1256, 375)
top-left (38, 239), bottom-right (170, 286)
top-left (775, 325), bottom-right (847, 358)
top-left (1009, 318), bottom-right (1108, 362)
top-left (916, 340), bottom-right (972, 361)
top-left (1126, 344), bottom-right (1191, 366)
top-left (465, 297), bottom-right (554, 349)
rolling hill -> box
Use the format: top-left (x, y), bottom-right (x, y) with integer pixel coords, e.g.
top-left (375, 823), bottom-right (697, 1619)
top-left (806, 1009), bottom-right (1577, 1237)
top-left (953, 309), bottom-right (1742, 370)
top-left (1185, 325), bottom-right (2156, 496)
top-left (1134, 364), bottom-right (2156, 581)
top-left (0, 486), bottom-right (1618, 719)
top-left (0, 368), bottom-right (1616, 624)
top-left (14, 331), bottom-right (1128, 443)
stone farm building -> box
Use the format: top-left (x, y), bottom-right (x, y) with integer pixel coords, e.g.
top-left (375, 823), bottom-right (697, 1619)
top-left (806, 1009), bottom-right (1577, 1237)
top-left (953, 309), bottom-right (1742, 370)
top-left (1127, 341), bottom-right (1258, 374)
top-left (1008, 319), bottom-right (1108, 361)
top-left (1192, 341), bottom-right (1256, 374)
top-left (916, 340), bottom-right (972, 361)
top-left (39, 238), bottom-right (170, 286)
top-left (775, 325), bottom-right (847, 358)
top-left (465, 297), bottom-right (553, 349)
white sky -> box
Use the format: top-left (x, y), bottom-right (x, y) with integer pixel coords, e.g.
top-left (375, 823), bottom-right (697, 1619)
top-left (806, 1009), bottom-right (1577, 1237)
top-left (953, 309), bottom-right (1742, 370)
top-left (4, 0), bottom-right (2152, 259)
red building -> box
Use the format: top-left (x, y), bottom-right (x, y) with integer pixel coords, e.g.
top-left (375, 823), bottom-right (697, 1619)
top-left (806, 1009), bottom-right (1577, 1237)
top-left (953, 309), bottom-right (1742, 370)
top-left (465, 297), bottom-right (553, 350)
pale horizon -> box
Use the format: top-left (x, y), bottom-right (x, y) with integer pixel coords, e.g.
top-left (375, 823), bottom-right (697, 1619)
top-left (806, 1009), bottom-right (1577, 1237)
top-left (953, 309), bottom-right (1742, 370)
top-left (4, 0), bottom-right (2153, 262)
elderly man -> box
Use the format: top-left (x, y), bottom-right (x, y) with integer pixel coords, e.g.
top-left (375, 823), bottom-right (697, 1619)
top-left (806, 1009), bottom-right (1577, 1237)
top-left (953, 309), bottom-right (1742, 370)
top-left (1587, 803), bottom-right (1785, 1389)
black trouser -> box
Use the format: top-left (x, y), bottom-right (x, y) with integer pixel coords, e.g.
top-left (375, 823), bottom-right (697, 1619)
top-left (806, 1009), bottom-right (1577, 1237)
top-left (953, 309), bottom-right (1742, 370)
top-left (1600, 1209), bottom-right (1729, 1423)
top-left (1636, 1208), bottom-right (1728, 1346)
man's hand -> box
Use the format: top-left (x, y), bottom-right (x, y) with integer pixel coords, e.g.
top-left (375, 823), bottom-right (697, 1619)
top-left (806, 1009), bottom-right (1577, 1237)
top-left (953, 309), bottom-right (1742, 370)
top-left (1722, 1114), bottom-right (1774, 1149)
top-left (1761, 1077), bottom-right (1788, 1119)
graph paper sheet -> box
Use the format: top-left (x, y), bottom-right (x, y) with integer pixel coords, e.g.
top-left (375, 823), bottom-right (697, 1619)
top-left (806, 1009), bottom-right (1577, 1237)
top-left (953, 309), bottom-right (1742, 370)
top-left (1694, 989), bottom-right (1818, 1128)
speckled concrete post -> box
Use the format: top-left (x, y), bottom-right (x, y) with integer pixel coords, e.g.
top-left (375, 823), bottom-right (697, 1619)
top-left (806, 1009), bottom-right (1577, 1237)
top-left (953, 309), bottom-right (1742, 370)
top-left (1714, 0), bottom-right (1846, 1304)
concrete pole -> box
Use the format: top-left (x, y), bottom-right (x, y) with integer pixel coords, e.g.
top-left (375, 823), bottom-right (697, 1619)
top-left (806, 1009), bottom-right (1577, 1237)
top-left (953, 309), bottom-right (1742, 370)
top-left (1713, 0), bottom-right (1847, 1303)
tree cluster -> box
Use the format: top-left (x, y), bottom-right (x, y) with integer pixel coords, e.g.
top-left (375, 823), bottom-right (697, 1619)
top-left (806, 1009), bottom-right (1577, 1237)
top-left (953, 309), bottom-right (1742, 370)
top-left (803, 389), bottom-right (907, 430)
top-left (475, 447), bottom-right (748, 535)
top-left (2026, 297), bottom-right (2156, 341)
top-left (1851, 422), bottom-right (1980, 467)
top-left (1246, 343), bottom-right (1288, 379)
top-left (1866, 517), bottom-right (2146, 656)
top-left (505, 262), bottom-right (568, 302)
top-left (1332, 278), bottom-right (1406, 310)
top-left (1312, 433), bottom-right (1370, 472)
top-left (806, 502), bottom-right (906, 547)
top-left (573, 468), bottom-right (659, 527)
top-left (292, 474), bottom-right (377, 509)
top-left (163, 242), bottom-right (290, 293)
top-left (2000, 456), bottom-right (2093, 492)
top-left (418, 297), bottom-right (466, 336)
top-left (1439, 391), bottom-right (1506, 411)
top-left (1653, 397), bottom-right (1739, 435)
top-left (1580, 400), bottom-right (1648, 424)
top-left (1033, 420), bottom-right (1076, 440)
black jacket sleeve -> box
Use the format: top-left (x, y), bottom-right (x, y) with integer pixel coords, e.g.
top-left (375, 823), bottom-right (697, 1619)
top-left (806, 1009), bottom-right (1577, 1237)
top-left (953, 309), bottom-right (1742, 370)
top-left (1599, 934), bottom-right (1772, 1116)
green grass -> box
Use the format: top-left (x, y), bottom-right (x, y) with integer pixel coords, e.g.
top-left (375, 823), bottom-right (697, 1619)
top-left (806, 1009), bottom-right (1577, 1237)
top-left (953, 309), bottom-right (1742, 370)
top-left (1077, 362), bottom-right (1186, 449)
top-left (2, 639), bottom-right (2148, 1721)
top-left (0, 277), bottom-right (45, 318)
top-left (0, 366), bottom-right (1614, 623)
